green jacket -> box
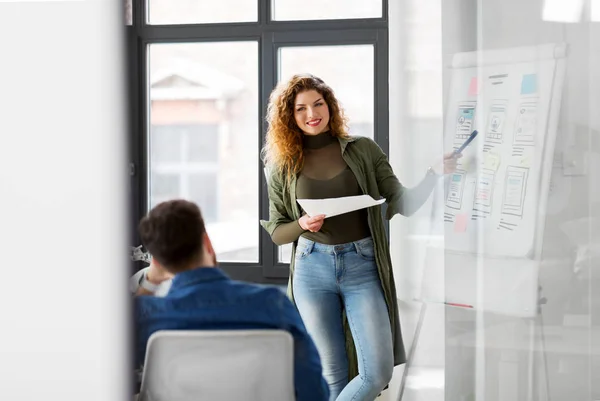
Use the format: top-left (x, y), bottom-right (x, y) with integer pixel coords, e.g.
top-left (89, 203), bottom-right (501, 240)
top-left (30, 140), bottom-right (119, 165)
top-left (260, 135), bottom-right (409, 381)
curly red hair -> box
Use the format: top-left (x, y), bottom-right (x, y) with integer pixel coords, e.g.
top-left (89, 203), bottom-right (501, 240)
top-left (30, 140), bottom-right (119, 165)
top-left (262, 74), bottom-right (350, 182)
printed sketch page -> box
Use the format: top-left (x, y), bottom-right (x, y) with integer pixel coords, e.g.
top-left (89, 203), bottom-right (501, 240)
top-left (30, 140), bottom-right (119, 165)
top-left (297, 195), bottom-right (385, 218)
top-left (441, 55), bottom-right (561, 257)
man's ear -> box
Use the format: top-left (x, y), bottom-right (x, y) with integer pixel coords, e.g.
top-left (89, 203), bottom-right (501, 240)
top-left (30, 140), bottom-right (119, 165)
top-left (202, 233), bottom-right (217, 265)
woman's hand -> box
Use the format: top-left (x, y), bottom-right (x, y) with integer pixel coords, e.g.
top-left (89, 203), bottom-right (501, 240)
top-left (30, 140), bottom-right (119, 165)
top-left (433, 152), bottom-right (462, 175)
top-left (299, 214), bottom-right (326, 233)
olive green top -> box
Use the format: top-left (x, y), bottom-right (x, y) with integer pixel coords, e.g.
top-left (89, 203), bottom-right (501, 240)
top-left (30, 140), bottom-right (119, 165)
top-left (260, 134), bottom-right (439, 381)
top-left (272, 132), bottom-right (370, 245)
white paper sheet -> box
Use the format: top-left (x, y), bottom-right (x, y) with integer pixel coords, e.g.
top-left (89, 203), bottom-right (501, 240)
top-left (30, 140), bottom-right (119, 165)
top-left (297, 195), bottom-right (385, 218)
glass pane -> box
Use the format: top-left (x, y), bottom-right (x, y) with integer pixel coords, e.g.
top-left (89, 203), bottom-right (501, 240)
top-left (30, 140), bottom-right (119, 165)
top-left (277, 44), bottom-right (375, 263)
top-left (125, 0), bottom-right (132, 25)
top-left (186, 125), bottom-right (219, 163)
top-left (151, 126), bottom-right (181, 163)
top-left (396, 2), bottom-right (600, 401)
top-left (150, 173), bottom-right (180, 205)
top-left (279, 45), bottom-right (375, 139)
top-left (272, 0), bottom-right (382, 21)
top-left (188, 173), bottom-right (218, 223)
top-left (279, 243), bottom-right (293, 265)
top-left (593, 0), bottom-right (600, 22)
top-left (148, 42), bottom-right (259, 263)
top-left (148, 0), bottom-right (257, 25)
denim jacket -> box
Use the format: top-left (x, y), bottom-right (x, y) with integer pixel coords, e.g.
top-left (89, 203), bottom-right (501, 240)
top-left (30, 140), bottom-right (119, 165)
top-left (135, 268), bottom-right (329, 401)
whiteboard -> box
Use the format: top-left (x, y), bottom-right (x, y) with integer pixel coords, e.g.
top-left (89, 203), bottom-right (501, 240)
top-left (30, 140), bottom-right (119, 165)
top-left (419, 245), bottom-right (541, 317)
top-left (442, 43), bottom-right (567, 258)
top-left (417, 44), bottom-right (567, 317)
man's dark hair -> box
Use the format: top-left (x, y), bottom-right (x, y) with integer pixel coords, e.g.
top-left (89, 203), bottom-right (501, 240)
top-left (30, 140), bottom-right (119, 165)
top-left (139, 199), bottom-right (205, 272)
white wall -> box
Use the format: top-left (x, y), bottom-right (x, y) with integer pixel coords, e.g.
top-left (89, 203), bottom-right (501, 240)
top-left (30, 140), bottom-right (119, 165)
top-left (0, 2), bottom-right (129, 400)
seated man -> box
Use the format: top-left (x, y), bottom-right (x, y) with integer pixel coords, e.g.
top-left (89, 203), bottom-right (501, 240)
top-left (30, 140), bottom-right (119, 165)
top-left (133, 199), bottom-right (329, 401)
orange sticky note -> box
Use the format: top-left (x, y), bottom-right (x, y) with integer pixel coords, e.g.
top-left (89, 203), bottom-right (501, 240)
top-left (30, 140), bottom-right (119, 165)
top-left (454, 213), bottom-right (468, 232)
top-left (468, 77), bottom-right (479, 96)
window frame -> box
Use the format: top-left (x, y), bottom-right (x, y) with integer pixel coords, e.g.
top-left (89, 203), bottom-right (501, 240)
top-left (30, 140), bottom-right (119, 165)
top-left (128, 0), bottom-right (389, 284)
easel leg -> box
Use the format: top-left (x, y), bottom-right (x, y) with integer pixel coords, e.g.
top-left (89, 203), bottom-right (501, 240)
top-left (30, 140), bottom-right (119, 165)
top-left (397, 302), bottom-right (428, 401)
top-left (529, 291), bottom-right (551, 401)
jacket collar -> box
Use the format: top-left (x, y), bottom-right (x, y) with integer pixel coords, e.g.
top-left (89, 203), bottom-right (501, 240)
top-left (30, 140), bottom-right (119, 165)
top-left (170, 267), bottom-right (229, 290)
top-left (337, 135), bottom-right (358, 154)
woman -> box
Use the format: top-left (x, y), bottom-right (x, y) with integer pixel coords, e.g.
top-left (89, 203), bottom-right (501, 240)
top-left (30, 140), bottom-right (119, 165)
top-left (260, 74), bottom-right (458, 401)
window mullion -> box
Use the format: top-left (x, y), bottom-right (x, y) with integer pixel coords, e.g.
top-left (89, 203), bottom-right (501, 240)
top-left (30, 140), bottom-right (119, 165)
top-left (260, 31), bottom-right (286, 278)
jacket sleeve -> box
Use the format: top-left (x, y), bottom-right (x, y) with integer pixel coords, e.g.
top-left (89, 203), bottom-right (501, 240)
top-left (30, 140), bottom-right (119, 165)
top-left (367, 139), bottom-right (439, 219)
top-left (259, 167), bottom-right (305, 245)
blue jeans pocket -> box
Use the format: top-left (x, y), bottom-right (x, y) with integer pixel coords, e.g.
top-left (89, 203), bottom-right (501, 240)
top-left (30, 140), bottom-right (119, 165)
top-left (356, 238), bottom-right (376, 261)
top-left (295, 239), bottom-right (314, 260)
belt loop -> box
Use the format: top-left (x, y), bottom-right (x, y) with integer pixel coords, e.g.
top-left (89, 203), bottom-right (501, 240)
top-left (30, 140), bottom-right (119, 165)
top-left (352, 241), bottom-right (361, 254)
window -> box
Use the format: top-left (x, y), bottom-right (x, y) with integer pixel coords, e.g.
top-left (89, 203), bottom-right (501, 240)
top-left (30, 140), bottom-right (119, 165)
top-left (148, 0), bottom-right (257, 25)
top-left (271, 0), bottom-right (383, 21)
top-left (150, 173), bottom-right (179, 201)
top-left (278, 45), bottom-right (375, 139)
top-left (128, 0), bottom-right (389, 282)
top-left (125, 0), bottom-right (132, 25)
top-left (277, 44), bottom-right (377, 263)
top-left (594, 0), bottom-right (600, 21)
top-left (149, 125), bottom-right (220, 222)
top-left (151, 124), bottom-right (219, 164)
top-left (148, 42), bottom-right (259, 262)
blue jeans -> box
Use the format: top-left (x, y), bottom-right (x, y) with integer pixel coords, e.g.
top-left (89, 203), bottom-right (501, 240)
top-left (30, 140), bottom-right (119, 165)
top-left (293, 236), bottom-right (394, 401)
